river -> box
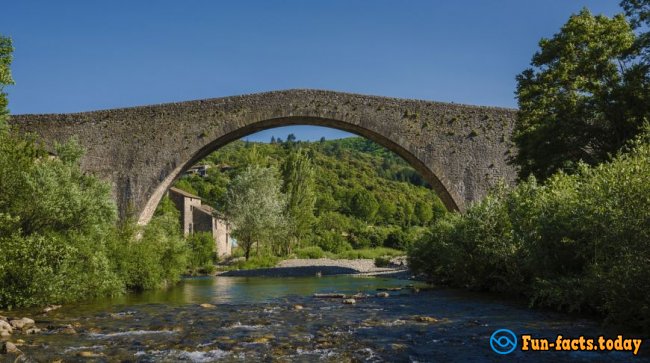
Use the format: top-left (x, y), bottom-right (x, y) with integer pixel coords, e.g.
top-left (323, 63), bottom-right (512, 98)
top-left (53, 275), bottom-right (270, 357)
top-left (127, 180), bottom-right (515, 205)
top-left (3, 275), bottom-right (647, 362)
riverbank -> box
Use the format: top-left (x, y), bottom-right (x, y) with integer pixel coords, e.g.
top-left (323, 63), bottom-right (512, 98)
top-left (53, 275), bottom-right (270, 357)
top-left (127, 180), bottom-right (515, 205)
top-left (218, 258), bottom-right (410, 278)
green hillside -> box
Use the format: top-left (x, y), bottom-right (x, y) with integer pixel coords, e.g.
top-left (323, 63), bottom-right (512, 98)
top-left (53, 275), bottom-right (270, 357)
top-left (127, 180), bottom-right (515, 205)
top-left (172, 136), bottom-right (447, 255)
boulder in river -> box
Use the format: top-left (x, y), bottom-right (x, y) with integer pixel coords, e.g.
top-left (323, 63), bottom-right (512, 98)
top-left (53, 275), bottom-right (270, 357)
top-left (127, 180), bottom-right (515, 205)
top-left (9, 318), bottom-right (34, 330)
top-left (25, 328), bottom-right (41, 335)
top-left (376, 292), bottom-right (390, 298)
top-left (42, 305), bottom-right (62, 313)
top-left (413, 315), bottom-right (439, 323)
top-left (313, 293), bottom-right (346, 298)
top-left (200, 303), bottom-right (216, 309)
top-left (292, 304), bottom-right (304, 311)
top-left (0, 320), bottom-right (12, 334)
top-left (342, 298), bottom-right (356, 304)
top-left (1, 341), bottom-right (19, 354)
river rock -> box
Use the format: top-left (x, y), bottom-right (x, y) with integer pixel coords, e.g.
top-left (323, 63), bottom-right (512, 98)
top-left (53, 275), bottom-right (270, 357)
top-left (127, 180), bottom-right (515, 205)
top-left (25, 327), bottom-right (41, 335)
top-left (0, 331), bottom-right (10, 338)
top-left (9, 318), bottom-right (34, 330)
top-left (292, 304), bottom-right (304, 311)
top-left (0, 315), bottom-right (7, 322)
top-left (200, 303), bottom-right (216, 309)
top-left (0, 320), bottom-right (12, 333)
top-left (342, 298), bottom-right (356, 304)
top-left (43, 305), bottom-right (62, 313)
top-left (376, 292), bottom-right (390, 298)
top-left (77, 351), bottom-right (102, 358)
top-left (1, 341), bottom-right (19, 354)
top-left (58, 324), bottom-right (77, 335)
top-left (413, 316), bottom-right (439, 323)
top-left (313, 293), bottom-right (346, 298)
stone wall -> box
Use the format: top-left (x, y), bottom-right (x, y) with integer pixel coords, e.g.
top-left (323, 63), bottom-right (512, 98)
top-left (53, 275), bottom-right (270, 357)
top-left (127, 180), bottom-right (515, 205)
top-left (168, 188), bottom-right (202, 235)
top-left (8, 89), bottom-right (518, 224)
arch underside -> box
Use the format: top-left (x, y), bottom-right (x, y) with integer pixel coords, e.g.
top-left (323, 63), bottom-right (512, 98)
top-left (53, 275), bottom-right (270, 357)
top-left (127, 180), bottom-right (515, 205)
top-left (138, 116), bottom-right (461, 225)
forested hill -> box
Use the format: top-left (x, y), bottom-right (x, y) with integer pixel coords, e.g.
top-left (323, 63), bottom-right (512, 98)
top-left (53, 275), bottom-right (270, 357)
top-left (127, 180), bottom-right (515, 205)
top-left (173, 136), bottom-right (447, 252)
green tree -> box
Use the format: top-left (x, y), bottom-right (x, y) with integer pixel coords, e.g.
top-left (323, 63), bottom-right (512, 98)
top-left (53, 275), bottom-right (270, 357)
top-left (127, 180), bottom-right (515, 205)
top-left (514, 9), bottom-right (648, 179)
top-left (224, 166), bottom-right (287, 260)
top-left (621, 0), bottom-right (650, 61)
top-left (280, 149), bottom-right (316, 255)
top-left (0, 35), bottom-right (13, 128)
top-left (414, 200), bottom-right (434, 225)
top-left (349, 189), bottom-right (379, 222)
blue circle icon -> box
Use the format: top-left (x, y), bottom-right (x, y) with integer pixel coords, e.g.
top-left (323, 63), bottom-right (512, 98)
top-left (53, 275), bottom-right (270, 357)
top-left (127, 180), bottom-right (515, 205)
top-left (490, 329), bottom-right (517, 355)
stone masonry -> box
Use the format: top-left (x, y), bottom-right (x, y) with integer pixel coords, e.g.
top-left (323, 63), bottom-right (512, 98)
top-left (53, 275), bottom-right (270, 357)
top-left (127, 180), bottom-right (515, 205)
top-left (8, 89), bottom-right (518, 224)
top-left (168, 187), bottom-right (232, 258)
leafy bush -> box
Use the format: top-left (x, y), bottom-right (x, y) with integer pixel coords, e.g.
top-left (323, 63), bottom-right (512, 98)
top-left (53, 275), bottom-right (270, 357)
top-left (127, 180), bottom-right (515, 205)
top-left (186, 232), bottom-right (216, 275)
top-left (0, 133), bottom-right (190, 308)
top-left (294, 246), bottom-right (325, 259)
top-left (409, 138), bottom-right (650, 331)
top-left (374, 256), bottom-right (392, 267)
top-left (232, 254), bottom-right (280, 270)
top-left (315, 230), bottom-right (352, 253)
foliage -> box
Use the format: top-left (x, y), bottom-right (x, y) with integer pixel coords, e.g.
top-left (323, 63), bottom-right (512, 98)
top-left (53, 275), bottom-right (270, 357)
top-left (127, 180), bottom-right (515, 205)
top-left (281, 149), bottom-right (316, 255)
top-left (186, 232), bottom-right (216, 275)
top-left (514, 8), bottom-right (650, 179)
top-left (176, 136), bottom-right (447, 259)
top-left (293, 246), bottom-right (325, 259)
top-left (409, 137), bottom-right (650, 331)
top-left (374, 256), bottom-right (392, 267)
top-left (225, 165), bottom-right (288, 259)
top-left (0, 35), bottom-right (13, 127)
top-left (0, 38), bottom-right (190, 307)
top-left (231, 254), bottom-right (280, 270)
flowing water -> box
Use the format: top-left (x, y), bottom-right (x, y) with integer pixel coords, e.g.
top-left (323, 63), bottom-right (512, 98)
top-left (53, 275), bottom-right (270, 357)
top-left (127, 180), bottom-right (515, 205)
top-left (3, 275), bottom-right (648, 362)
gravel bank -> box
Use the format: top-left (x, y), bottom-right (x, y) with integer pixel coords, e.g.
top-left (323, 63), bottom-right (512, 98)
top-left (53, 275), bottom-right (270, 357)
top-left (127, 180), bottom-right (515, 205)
top-left (218, 258), bottom-right (409, 278)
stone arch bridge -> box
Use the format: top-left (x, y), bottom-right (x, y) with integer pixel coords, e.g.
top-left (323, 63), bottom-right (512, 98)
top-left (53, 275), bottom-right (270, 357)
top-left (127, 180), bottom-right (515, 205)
top-left (9, 89), bottom-right (518, 224)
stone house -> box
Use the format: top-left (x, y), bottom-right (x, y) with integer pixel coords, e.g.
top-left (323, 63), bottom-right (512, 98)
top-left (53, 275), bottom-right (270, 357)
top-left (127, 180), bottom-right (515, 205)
top-left (168, 187), bottom-right (233, 258)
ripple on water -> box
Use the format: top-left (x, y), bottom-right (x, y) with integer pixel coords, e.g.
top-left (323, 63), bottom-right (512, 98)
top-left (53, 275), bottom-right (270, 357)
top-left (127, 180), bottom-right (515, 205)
top-left (135, 349), bottom-right (231, 362)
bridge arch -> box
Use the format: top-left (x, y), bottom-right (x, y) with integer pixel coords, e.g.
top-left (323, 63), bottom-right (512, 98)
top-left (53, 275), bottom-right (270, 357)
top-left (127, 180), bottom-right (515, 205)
top-left (141, 117), bottom-right (462, 225)
top-left (8, 89), bottom-right (518, 224)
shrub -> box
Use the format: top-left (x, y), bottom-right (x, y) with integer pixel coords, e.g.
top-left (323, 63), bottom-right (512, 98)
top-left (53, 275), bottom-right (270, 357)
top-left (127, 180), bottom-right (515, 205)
top-left (374, 256), bottom-right (392, 267)
top-left (186, 232), bottom-right (216, 275)
top-left (294, 246), bottom-right (325, 259)
top-left (408, 138), bottom-right (650, 332)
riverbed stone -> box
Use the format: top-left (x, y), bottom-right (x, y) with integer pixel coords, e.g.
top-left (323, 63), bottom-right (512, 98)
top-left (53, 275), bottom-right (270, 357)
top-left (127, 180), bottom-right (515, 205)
top-left (292, 304), bottom-right (304, 311)
top-left (200, 303), bottom-right (216, 309)
top-left (25, 328), bottom-right (41, 335)
top-left (59, 325), bottom-right (77, 335)
top-left (342, 298), bottom-right (356, 304)
top-left (77, 351), bottom-right (102, 358)
top-left (413, 316), bottom-right (439, 323)
top-left (0, 331), bottom-right (10, 338)
top-left (1, 341), bottom-right (19, 354)
top-left (376, 292), bottom-right (390, 298)
top-left (9, 318), bottom-right (34, 330)
top-left (42, 305), bottom-right (62, 313)
top-left (0, 320), bottom-right (12, 333)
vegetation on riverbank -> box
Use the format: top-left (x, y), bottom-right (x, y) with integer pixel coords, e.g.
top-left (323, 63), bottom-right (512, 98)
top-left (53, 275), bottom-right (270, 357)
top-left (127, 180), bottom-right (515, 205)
top-left (0, 36), bottom-right (202, 309)
top-left (410, 2), bottom-right (650, 332)
top-left (410, 135), bottom-right (650, 331)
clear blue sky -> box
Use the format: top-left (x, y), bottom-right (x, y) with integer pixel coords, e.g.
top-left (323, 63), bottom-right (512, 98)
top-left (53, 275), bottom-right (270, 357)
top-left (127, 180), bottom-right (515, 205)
top-left (4, 1), bottom-right (621, 142)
